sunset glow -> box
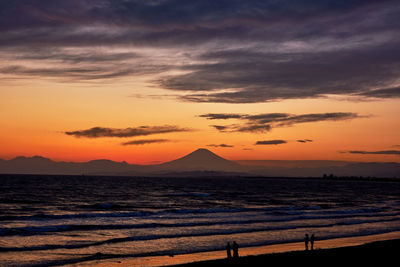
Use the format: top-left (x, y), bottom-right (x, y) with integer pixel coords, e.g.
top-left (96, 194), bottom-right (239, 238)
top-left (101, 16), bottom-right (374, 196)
top-left (1, 1), bottom-right (399, 164)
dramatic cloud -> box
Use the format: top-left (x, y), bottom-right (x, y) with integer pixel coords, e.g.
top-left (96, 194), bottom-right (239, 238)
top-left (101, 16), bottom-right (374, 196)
top-left (357, 86), bottom-right (400, 99)
top-left (273, 113), bottom-right (362, 126)
top-left (345, 150), bottom-right (400, 156)
top-left (255, 140), bottom-right (287, 145)
top-left (297, 139), bottom-right (313, 143)
top-left (211, 124), bottom-right (272, 133)
top-left (1, 65), bottom-right (136, 81)
top-left (207, 144), bottom-right (233, 148)
top-left (0, 48), bottom-right (171, 82)
top-left (65, 126), bottom-right (189, 138)
top-left (167, 44), bottom-right (400, 103)
top-left (121, 139), bottom-right (170, 146)
top-left (0, 1), bottom-right (399, 102)
top-left (202, 112), bottom-right (362, 133)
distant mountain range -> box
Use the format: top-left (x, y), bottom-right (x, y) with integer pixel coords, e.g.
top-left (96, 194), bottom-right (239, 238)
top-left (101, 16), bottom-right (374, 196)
top-left (1, 148), bottom-right (399, 178)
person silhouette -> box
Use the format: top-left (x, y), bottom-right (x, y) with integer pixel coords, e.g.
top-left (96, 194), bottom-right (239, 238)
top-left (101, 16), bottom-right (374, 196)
top-left (310, 234), bottom-right (315, 250)
top-left (232, 241), bottom-right (239, 258)
top-left (304, 234), bottom-right (310, 251)
top-left (226, 242), bottom-right (232, 259)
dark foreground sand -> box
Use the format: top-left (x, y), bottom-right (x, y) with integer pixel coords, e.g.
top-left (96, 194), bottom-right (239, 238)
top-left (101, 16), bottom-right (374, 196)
top-left (171, 238), bottom-right (400, 267)
top-left (81, 232), bottom-right (400, 266)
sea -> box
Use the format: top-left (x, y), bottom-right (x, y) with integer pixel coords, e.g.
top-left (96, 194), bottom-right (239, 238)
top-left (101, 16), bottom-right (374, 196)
top-left (0, 174), bottom-right (399, 266)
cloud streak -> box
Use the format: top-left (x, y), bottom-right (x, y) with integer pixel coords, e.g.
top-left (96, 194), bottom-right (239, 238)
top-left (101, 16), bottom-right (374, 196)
top-left (121, 139), bottom-right (170, 146)
top-left (65, 126), bottom-right (190, 138)
top-left (201, 112), bottom-right (362, 133)
top-left (255, 140), bottom-right (287, 145)
top-left (207, 144), bottom-right (233, 148)
top-left (297, 139), bottom-right (313, 143)
top-left (199, 113), bottom-right (243, 120)
top-left (345, 150), bottom-right (400, 156)
top-left (357, 86), bottom-right (400, 99)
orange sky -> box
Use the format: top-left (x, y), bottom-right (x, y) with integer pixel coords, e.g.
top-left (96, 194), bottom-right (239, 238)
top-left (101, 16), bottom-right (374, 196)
top-left (1, 1), bottom-right (400, 164)
top-left (1, 77), bottom-right (399, 164)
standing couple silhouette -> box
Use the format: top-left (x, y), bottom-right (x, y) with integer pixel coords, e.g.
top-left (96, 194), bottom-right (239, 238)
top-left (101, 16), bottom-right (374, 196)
top-left (226, 241), bottom-right (239, 259)
top-left (304, 234), bottom-right (316, 250)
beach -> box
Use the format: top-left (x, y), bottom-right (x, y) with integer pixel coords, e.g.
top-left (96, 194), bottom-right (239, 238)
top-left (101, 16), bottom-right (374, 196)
top-left (78, 231), bottom-right (400, 266)
top-left (173, 237), bottom-right (400, 267)
top-left (1, 175), bottom-right (399, 266)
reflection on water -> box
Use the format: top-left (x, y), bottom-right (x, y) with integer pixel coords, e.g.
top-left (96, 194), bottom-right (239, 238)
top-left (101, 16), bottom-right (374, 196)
top-left (0, 175), bottom-right (399, 266)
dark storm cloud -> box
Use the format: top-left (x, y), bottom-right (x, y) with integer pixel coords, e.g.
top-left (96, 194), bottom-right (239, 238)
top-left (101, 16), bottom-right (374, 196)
top-left (1, 1), bottom-right (400, 100)
top-left (207, 144), bottom-right (234, 148)
top-left (255, 140), bottom-right (287, 145)
top-left (65, 126), bottom-right (189, 138)
top-left (201, 112), bottom-right (361, 133)
top-left (297, 139), bottom-right (313, 143)
top-left (345, 150), bottom-right (400, 155)
top-left (121, 139), bottom-right (170, 145)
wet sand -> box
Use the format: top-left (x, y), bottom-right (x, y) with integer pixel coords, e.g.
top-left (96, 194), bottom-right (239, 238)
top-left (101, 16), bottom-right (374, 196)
top-left (76, 231), bottom-right (400, 266)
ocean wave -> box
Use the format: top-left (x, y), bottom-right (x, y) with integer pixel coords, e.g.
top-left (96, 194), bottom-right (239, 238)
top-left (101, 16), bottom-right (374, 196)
top-left (0, 205), bottom-right (395, 222)
top-left (1, 212), bottom-right (400, 237)
top-left (165, 192), bottom-right (212, 197)
top-left (1, 218), bottom-right (400, 252)
top-left (15, 228), bottom-right (400, 267)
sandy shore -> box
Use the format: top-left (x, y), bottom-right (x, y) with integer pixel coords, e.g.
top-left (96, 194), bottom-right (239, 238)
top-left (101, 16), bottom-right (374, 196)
top-left (74, 231), bottom-right (400, 266)
top-left (173, 237), bottom-right (400, 267)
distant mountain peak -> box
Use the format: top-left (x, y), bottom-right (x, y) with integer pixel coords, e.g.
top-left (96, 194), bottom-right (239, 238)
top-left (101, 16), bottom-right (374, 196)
top-left (158, 148), bottom-right (240, 171)
top-left (180, 148), bottom-right (227, 160)
top-left (194, 148), bottom-right (211, 152)
top-left (188, 148), bottom-right (222, 156)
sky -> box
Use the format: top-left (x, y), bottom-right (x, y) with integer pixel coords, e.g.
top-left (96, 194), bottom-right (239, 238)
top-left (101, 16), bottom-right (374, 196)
top-left (1, 0), bottom-right (400, 164)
